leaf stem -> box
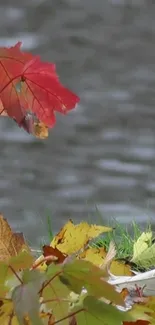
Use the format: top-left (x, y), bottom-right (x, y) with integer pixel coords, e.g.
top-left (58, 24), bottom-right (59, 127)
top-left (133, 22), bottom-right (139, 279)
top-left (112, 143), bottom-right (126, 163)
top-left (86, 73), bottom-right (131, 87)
top-left (39, 271), bottom-right (62, 295)
top-left (53, 308), bottom-right (85, 325)
top-left (9, 265), bottom-right (23, 284)
top-left (41, 298), bottom-right (70, 304)
top-left (32, 255), bottom-right (57, 270)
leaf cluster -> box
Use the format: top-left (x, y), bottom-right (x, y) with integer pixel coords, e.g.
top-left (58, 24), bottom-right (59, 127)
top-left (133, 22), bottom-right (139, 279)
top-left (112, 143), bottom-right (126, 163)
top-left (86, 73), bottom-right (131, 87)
top-left (1, 216), bottom-right (155, 325)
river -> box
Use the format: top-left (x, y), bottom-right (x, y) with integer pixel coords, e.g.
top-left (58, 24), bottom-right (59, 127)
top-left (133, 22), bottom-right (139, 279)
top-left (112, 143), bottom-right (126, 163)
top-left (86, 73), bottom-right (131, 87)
top-left (0, 0), bottom-right (155, 245)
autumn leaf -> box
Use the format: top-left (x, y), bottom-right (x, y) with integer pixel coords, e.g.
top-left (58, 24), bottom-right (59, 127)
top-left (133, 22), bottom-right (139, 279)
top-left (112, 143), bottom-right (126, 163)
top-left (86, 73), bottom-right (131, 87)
top-left (0, 214), bottom-right (33, 296)
top-left (0, 299), bottom-right (19, 325)
top-left (50, 220), bottom-right (112, 255)
top-left (0, 214), bottom-right (30, 261)
top-left (33, 121), bottom-right (48, 139)
top-left (43, 245), bottom-right (67, 265)
top-left (18, 57), bottom-right (80, 126)
top-left (0, 42), bottom-right (80, 134)
top-left (60, 259), bottom-right (125, 306)
top-left (127, 304), bottom-right (153, 324)
top-left (0, 42), bottom-right (33, 121)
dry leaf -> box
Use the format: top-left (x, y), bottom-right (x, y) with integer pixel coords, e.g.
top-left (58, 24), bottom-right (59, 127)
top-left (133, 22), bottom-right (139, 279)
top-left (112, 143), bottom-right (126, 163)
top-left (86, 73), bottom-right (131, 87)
top-left (0, 214), bottom-right (29, 261)
top-left (50, 220), bottom-right (112, 255)
top-left (100, 241), bottom-right (116, 271)
top-left (43, 245), bottom-right (67, 264)
top-left (33, 121), bottom-right (48, 139)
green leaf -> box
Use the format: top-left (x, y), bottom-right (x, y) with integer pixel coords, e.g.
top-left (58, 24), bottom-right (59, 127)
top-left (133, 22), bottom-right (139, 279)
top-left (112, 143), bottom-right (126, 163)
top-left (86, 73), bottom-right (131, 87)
top-left (60, 259), bottom-right (124, 306)
top-left (72, 296), bottom-right (132, 325)
top-left (43, 264), bottom-right (71, 325)
top-left (0, 262), bottom-right (9, 296)
top-left (131, 231), bottom-right (154, 268)
top-left (0, 251), bottom-right (33, 289)
top-left (131, 230), bottom-right (155, 269)
top-left (12, 270), bottom-right (44, 325)
top-left (12, 284), bottom-right (42, 325)
top-left (127, 303), bottom-right (153, 323)
top-left (0, 252), bottom-right (34, 299)
top-left (9, 250), bottom-right (34, 271)
top-left (22, 269), bottom-right (45, 285)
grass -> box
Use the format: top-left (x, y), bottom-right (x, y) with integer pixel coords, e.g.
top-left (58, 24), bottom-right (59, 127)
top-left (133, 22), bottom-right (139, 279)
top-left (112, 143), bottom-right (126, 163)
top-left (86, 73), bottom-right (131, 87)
top-left (92, 221), bottom-right (143, 260)
top-left (45, 211), bottom-right (154, 271)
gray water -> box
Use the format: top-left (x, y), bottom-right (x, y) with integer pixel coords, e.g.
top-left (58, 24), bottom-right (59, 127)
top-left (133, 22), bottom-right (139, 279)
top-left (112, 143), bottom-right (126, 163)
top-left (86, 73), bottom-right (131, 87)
top-left (0, 0), bottom-right (155, 245)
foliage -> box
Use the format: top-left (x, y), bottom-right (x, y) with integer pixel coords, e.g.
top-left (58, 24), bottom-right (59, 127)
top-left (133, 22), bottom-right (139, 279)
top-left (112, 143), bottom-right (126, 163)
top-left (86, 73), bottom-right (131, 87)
top-left (0, 215), bottom-right (155, 325)
top-left (0, 42), bottom-right (79, 138)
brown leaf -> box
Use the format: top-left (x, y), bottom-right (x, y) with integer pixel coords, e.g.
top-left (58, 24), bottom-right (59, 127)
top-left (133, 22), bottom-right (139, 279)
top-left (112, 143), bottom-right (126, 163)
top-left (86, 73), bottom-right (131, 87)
top-left (43, 245), bottom-right (67, 264)
top-left (33, 121), bottom-right (49, 139)
top-left (0, 213), bottom-right (29, 261)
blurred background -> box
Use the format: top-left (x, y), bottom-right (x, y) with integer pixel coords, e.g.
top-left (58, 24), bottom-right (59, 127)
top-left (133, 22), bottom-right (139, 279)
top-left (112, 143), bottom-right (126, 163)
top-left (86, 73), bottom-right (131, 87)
top-left (0, 0), bottom-right (155, 246)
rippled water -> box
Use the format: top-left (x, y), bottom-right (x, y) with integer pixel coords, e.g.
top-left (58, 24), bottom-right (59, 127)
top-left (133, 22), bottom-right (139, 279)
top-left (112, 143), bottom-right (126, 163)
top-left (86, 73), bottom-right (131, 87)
top-left (0, 0), bottom-right (155, 245)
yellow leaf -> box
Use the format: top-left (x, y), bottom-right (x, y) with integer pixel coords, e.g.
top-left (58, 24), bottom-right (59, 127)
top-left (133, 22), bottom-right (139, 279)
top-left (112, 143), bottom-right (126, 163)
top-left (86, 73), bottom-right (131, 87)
top-left (131, 232), bottom-right (152, 264)
top-left (78, 247), bottom-right (132, 276)
top-left (0, 299), bottom-right (20, 325)
top-left (127, 303), bottom-right (153, 323)
top-left (78, 247), bottom-right (107, 265)
top-left (110, 260), bottom-right (132, 276)
top-left (0, 214), bottom-right (30, 261)
top-left (50, 220), bottom-right (112, 255)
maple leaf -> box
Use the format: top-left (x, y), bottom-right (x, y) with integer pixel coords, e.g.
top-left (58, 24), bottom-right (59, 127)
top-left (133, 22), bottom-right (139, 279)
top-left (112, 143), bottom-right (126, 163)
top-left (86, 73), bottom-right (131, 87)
top-left (0, 42), bottom-right (80, 134)
top-left (0, 42), bottom-right (33, 120)
top-left (43, 264), bottom-right (71, 325)
top-left (50, 220), bottom-right (112, 255)
top-left (15, 56), bottom-right (79, 127)
top-left (71, 296), bottom-right (132, 325)
top-left (60, 259), bottom-right (125, 306)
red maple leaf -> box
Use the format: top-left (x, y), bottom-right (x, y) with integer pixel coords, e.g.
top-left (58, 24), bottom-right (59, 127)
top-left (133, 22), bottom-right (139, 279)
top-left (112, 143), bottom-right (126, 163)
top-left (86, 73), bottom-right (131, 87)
top-left (0, 42), bottom-right (33, 121)
top-left (0, 42), bottom-right (79, 133)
